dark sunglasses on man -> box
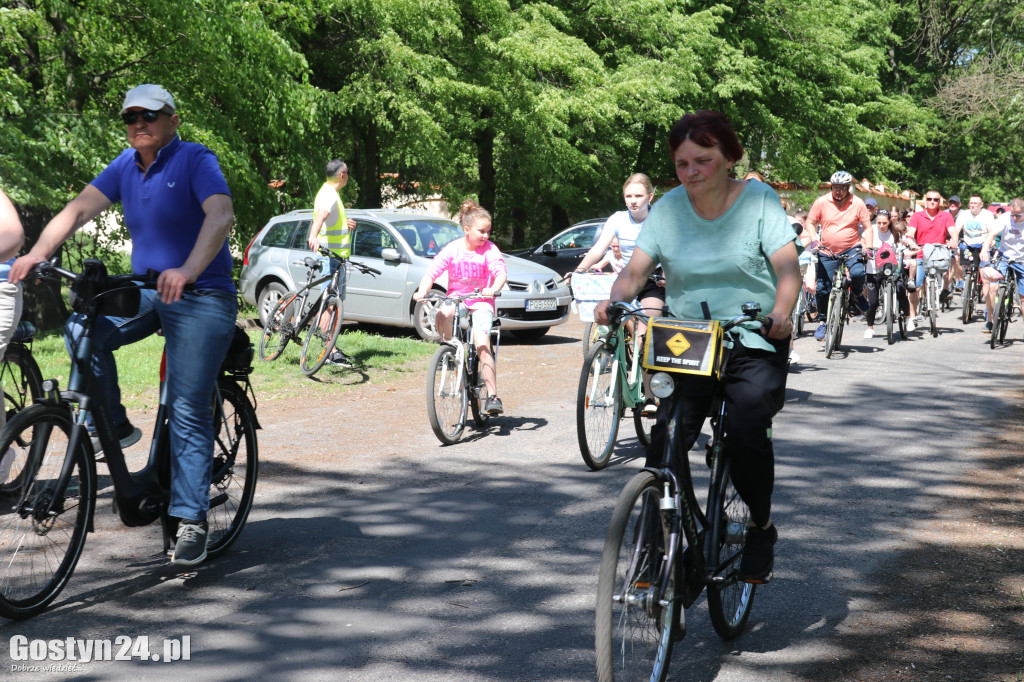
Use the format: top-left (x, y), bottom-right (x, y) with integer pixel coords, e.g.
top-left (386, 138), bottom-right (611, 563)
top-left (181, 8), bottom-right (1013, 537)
top-left (121, 109), bottom-right (166, 125)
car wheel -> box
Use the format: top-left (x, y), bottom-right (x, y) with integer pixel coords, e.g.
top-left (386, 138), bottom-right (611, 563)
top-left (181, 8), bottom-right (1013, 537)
top-left (514, 327), bottom-right (550, 341)
top-left (413, 297), bottom-right (441, 342)
top-left (257, 282), bottom-right (288, 327)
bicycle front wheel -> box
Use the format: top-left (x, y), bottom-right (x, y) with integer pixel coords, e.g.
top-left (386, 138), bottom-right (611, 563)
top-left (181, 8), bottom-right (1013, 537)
top-left (928, 278), bottom-right (939, 337)
top-left (577, 344), bottom-right (621, 470)
top-left (961, 274), bottom-right (975, 323)
top-left (991, 283), bottom-right (1005, 349)
top-left (300, 294), bottom-right (344, 376)
top-left (583, 322), bottom-right (607, 358)
top-left (0, 344), bottom-right (45, 494)
top-left (259, 293), bottom-right (300, 361)
top-left (705, 455), bottom-right (757, 639)
top-left (823, 288), bottom-right (842, 358)
top-left (633, 405), bottom-right (653, 447)
top-left (883, 281), bottom-right (894, 345)
top-left (595, 471), bottom-right (677, 682)
top-left (0, 405), bottom-right (96, 620)
top-left (426, 345), bottom-right (467, 444)
top-left (205, 380), bottom-right (259, 558)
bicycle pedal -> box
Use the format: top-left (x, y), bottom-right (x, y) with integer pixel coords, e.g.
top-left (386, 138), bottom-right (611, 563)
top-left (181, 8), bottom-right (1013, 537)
top-left (741, 571), bottom-right (773, 585)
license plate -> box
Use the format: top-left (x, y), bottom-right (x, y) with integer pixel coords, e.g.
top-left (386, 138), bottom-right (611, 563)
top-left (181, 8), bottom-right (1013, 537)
top-left (526, 298), bottom-right (556, 311)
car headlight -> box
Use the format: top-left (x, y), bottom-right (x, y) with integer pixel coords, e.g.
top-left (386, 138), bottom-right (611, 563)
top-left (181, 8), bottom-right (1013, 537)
top-left (649, 372), bottom-right (675, 399)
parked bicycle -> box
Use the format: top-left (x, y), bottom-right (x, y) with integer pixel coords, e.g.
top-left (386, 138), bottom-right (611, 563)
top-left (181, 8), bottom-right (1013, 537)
top-left (0, 322), bottom-right (45, 494)
top-left (818, 246), bottom-right (861, 358)
top-left (595, 302), bottom-right (773, 682)
top-left (423, 290), bottom-right (501, 445)
top-left (576, 302), bottom-right (656, 471)
top-left (0, 260), bottom-right (259, 619)
top-left (989, 258), bottom-right (1021, 348)
top-left (259, 247), bottom-right (380, 376)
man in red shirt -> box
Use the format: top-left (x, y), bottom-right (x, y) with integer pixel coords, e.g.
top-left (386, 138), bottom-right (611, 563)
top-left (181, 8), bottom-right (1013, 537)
top-left (805, 170), bottom-right (872, 341)
top-left (908, 190), bottom-right (956, 314)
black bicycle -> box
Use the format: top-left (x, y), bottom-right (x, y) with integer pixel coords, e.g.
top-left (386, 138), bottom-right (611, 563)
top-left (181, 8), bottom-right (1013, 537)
top-left (990, 258), bottom-right (1021, 348)
top-left (0, 260), bottom-right (260, 619)
top-left (595, 303), bottom-right (772, 682)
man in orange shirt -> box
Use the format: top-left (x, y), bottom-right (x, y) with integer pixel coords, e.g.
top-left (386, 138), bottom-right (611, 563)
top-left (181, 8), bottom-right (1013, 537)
top-left (804, 170), bottom-right (872, 341)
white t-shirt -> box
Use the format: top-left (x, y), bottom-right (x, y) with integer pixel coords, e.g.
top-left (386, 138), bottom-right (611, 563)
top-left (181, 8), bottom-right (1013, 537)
top-left (997, 214), bottom-right (1024, 261)
top-left (313, 183), bottom-right (343, 246)
top-left (957, 208), bottom-right (994, 246)
top-left (866, 224), bottom-right (896, 275)
top-left (599, 210), bottom-right (645, 263)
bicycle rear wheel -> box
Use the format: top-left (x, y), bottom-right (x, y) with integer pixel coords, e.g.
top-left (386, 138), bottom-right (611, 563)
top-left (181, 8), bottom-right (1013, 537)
top-left (577, 343), bottom-right (621, 470)
top-left (300, 294), bottom-right (344, 376)
top-left (991, 283), bottom-right (1005, 349)
top-left (426, 345), bottom-right (467, 444)
top-left (633, 405), bottom-right (654, 447)
top-left (595, 471), bottom-right (676, 682)
top-left (0, 405), bottom-right (95, 619)
top-left (705, 454), bottom-right (757, 639)
top-left (0, 344), bottom-right (45, 494)
top-left (259, 293), bottom-right (300, 361)
top-left (205, 380), bottom-right (259, 558)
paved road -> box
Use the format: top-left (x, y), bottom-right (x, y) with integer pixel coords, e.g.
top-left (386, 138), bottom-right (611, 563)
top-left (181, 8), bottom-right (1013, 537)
top-left (3, 308), bottom-right (1020, 681)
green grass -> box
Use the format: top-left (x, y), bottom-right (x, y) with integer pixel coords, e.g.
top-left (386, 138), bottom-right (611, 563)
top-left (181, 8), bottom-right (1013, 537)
top-left (27, 324), bottom-right (436, 410)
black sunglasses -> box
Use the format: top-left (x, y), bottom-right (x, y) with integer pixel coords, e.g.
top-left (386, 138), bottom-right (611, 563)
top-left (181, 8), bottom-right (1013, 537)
top-left (121, 109), bottom-right (165, 125)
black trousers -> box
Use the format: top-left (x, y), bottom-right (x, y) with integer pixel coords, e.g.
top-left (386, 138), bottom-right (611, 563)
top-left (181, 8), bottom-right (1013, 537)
top-left (645, 336), bottom-right (789, 528)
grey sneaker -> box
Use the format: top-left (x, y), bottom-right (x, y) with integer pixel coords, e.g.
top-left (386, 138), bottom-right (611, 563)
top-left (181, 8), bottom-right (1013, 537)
top-left (91, 422), bottom-right (143, 461)
top-left (171, 519), bottom-right (208, 566)
top-left (484, 396), bottom-right (503, 415)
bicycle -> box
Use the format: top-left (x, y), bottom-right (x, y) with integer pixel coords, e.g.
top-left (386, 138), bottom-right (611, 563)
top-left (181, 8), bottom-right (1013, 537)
top-left (875, 247), bottom-right (908, 345)
top-left (423, 290), bottom-right (501, 445)
top-left (0, 260), bottom-right (259, 619)
top-left (576, 303), bottom-right (656, 471)
top-left (0, 323), bottom-right (46, 494)
top-left (790, 284), bottom-right (815, 337)
top-left (959, 244), bottom-right (984, 324)
top-left (920, 244), bottom-right (951, 338)
top-left (989, 259), bottom-right (1021, 348)
top-left (595, 303), bottom-right (772, 682)
top-left (818, 246), bottom-right (861, 359)
top-left (259, 247), bottom-right (380, 376)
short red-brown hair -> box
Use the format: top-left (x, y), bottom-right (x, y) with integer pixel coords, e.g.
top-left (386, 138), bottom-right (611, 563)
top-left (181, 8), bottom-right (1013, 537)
top-left (668, 111), bottom-right (744, 163)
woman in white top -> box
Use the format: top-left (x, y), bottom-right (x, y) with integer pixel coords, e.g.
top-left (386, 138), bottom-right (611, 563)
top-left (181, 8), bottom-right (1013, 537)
top-left (863, 209), bottom-right (912, 337)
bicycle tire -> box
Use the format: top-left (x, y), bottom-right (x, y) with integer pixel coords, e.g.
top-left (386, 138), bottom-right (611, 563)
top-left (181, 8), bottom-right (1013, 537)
top-left (0, 404), bottom-right (96, 619)
top-left (577, 343), bottom-right (621, 470)
top-left (300, 294), bottom-right (344, 376)
top-left (595, 471), bottom-right (676, 682)
top-left (205, 380), bottom-right (259, 558)
top-left (990, 283), bottom-right (1005, 349)
top-left (469, 351), bottom-right (490, 427)
top-left (705, 454), bottom-right (757, 639)
top-left (824, 288), bottom-right (842, 358)
top-left (898, 302), bottom-right (907, 340)
top-left (997, 285), bottom-right (1012, 344)
top-left (259, 293), bottom-right (301, 361)
top-left (928, 278), bottom-right (938, 337)
top-left (883, 281), bottom-right (894, 345)
top-left (0, 344), bottom-right (45, 494)
top-left (583, 322), bottom-right (607, 358)
top-left (633, 406), bottom-right (653, 447)
top-left (961, 274), bottom-right (974, 324)
top-left (426, 344), bottom-right (467, 445)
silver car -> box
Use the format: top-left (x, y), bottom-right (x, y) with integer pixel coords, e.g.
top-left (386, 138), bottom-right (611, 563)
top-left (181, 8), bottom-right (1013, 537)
top-left (239, 208), bottom-right (572, 341)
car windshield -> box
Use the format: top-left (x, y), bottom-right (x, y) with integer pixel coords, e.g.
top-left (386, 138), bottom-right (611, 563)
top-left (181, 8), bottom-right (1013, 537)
top-left (392, 219), bottom-right (463, 258)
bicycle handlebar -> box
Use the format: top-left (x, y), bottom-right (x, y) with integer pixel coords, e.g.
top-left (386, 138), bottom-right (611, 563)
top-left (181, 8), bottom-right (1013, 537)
top-left (314, 247), bottom-right (382, 277)
top-left (421, 289), bottom-right (501, 303)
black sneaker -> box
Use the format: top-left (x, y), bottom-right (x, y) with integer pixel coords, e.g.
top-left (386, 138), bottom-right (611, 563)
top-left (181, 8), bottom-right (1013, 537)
top-left (327, 349), bottom-right (354, 368)
top-left (90, 421), bottom-right (143, 461)
top-left (171, 519), bottom-right (208, 566)
top-left (740, 523), bottom-right (777, 583)
top-left (484, 396), bottom-right (503, 415)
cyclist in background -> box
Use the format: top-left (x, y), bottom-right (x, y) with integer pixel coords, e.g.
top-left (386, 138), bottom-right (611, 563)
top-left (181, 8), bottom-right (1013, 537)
top-left (595, 110), bottom-right (799, 582)
top-left (863, 209), bottom-right (912, 337)
top-left (907, 190), bottom-right (956, 315)
top-left (413, 199), bottom-right (507, 414)
top-left (591, 236), bottom-right (626, 273)
top-left (950, 194), bottom-right (995, 324)
top-left (980, 198), bottom-right (1024, 333)
top-left (804, 170), bottom-right (872, 341)
top-left (306, 158), bottom-right (357, 368)
top-left (0, 189), bottom-right (25, 482)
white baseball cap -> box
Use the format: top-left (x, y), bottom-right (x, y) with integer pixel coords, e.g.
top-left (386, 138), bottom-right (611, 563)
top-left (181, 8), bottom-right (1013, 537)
top-left (121, 84), bottom-right (175, 114)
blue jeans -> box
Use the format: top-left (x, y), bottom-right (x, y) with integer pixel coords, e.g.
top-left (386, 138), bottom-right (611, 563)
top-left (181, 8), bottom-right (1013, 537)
top-left (815, 246), bottom-right (866, 317)
top-left (65, 288), bottom-right (238, 521)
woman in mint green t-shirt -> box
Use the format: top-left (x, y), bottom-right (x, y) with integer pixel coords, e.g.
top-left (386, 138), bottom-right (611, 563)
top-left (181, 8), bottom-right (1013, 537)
top-left (594, 111), bottom-right (800, 583)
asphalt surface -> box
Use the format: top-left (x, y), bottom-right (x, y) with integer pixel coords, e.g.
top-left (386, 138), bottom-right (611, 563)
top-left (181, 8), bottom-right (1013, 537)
top-left (2, 306), bottom-right (1019, 681)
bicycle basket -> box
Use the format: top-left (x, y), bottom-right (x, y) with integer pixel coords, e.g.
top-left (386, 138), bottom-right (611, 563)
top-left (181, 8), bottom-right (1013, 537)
top-left (222, 324), bottom-right (254, 372)
top-left (922, 243), bottom-right (951, 272)
top-left (642, 318), bottom-right (723, 377)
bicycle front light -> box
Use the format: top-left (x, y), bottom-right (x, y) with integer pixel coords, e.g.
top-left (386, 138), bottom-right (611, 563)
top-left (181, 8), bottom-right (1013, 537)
top-left (649, 372), bottom-right (675, 399)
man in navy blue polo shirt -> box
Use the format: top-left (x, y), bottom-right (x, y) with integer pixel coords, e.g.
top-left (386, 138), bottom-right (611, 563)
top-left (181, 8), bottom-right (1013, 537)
top-left (10, 84), bottom-right (237, 566)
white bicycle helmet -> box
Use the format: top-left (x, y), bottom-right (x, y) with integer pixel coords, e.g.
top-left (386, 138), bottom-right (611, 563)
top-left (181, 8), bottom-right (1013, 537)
top-left (830, 170), bottom-right (853, 185)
